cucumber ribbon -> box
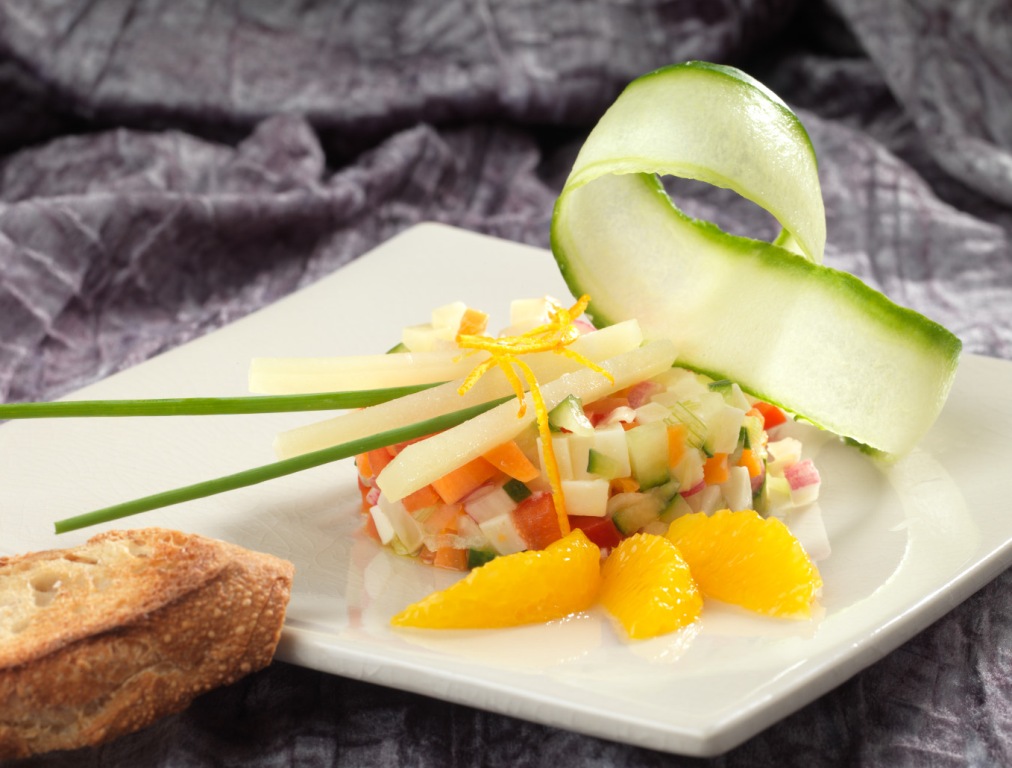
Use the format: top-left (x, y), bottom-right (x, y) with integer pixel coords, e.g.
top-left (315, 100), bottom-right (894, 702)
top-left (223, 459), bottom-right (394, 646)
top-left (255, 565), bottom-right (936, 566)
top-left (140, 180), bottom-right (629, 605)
top-left (551, 61), bottom-right (961, 456)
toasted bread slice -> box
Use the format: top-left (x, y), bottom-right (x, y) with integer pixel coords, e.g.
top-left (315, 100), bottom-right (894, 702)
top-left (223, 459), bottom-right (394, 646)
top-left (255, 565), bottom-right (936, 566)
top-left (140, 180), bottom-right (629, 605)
top-left (0, 528), bottom-right (294, 759)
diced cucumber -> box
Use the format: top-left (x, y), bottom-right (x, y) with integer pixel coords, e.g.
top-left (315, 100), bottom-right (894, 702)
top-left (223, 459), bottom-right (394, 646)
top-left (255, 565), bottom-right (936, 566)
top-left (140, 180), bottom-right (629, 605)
top-left (671, 447), bottom-right (705, 490)
top-left (586, 448), bottom-right (625, 480)
top-left (592, 424), bottom-right (632, 474)
top-left (710, 379), bottom-right (752, 410)
top-left (659, 493), bottom-right (693, 525)
top-left (572, 423), bottom-right (631, 480)
top-left (467, 548), bottom-right (497, 569)
top-left (625, 421), bottom-right (670, 489)
top-left (647, 478), bottom-right (682, 507)
top-left (608, 492), bottom-right (664, 534)
top-left (548, 394), bottom-right (594, 435)
top-left (502, 478), bottom-right (533, 503)
top-left (537, 434), bottom-right (575, 480)
top-left (685, 485), bottom-right (723, 514)
top-left (742, 412), bottom-right (764, 453)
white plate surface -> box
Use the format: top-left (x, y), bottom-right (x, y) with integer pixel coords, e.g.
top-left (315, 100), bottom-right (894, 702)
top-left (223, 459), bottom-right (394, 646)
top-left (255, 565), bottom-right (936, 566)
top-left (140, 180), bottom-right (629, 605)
top-left (2, 223), bottom-right (1011, 757)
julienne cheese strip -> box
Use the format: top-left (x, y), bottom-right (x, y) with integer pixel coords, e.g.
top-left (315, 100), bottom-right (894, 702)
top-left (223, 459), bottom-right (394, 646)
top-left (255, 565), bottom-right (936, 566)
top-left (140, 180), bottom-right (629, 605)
top-left (375, 339), bottom-right (677, 503)
top-left (273, 320), bottom-right (642, 459)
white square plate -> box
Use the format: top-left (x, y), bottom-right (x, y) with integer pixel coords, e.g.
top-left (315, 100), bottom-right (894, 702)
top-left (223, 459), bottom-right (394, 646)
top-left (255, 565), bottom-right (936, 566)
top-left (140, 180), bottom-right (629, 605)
top-left (2, 223), bottom-right (1011, 757)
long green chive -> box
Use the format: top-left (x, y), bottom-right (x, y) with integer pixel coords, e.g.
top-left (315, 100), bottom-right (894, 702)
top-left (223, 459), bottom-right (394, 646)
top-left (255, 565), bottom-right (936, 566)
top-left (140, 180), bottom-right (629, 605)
top-left (0, 384), bottom-right (443, 419)
top-left (53, 395), bottom-right (513, 534)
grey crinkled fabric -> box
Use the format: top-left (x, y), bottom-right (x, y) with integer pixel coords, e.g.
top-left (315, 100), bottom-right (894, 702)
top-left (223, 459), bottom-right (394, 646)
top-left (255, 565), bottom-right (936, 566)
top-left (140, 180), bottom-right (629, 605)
top-left (1, 1), bottom-right (1010, 766)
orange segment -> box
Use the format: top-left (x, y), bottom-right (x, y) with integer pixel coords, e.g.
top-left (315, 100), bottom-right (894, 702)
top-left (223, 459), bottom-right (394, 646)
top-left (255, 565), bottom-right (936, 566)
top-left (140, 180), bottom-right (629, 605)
top-left (391, 529), bottom-right (601, 629)
top-left (599, 533), bottom-right (702, 640)
top-left (666, 509), bottom-right (822, 618)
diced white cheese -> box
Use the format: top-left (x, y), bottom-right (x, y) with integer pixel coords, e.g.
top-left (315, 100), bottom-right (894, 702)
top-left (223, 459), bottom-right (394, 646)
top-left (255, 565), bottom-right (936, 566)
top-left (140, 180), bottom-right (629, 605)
top-left (368, 505), bottom-right (396, 545)
top-left (634, 401), bottom-right (671, 424)
top-left (464, 486), bottom-right (517, 524)
top-left (479, 512), bottom-right (527, 555)
top-left (538, 435), bottom-right (575, 480)
top-left (561, 478), bottom-right (610, 517)
top-left (707, 404), bottom-right (746, 455)
top-left (721, 465), bottom-right (753, 511)
top-left (376, 493), bottom-right (424, 554)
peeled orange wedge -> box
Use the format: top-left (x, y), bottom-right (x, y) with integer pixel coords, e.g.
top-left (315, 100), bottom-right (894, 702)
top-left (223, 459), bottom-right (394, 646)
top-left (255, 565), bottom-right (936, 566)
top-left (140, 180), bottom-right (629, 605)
top-left (599, 533), bottom-right (702, 640)
top-left (391, 529), bottom-right (601, 629)
top-left (666, 509), bottom-right (822, 618)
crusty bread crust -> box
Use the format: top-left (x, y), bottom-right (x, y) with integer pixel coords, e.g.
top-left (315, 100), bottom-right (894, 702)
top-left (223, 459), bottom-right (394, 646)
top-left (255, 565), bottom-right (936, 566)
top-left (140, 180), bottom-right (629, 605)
top-left (0, 528), bottom-right (294, 759)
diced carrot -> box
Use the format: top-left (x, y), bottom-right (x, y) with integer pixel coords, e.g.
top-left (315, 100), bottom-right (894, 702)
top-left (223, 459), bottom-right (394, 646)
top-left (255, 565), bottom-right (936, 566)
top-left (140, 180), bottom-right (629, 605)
top-left (418, 545), bottom-right (436, 566)
top-left (667, 423), bottom-right (688, 468)
top-left (703, 453), bottom-right (730, 485)
top-left (737, 448), bottom-right (763, 479)
top-left (355, 452), bottom-right (373, 480)
top-left (361, 513), bottom-right (380, 542)
top-left (482, 440), bottom-right (540, 482)
top-left (568, 515), bottom-right (622, 550)
top-left (433, 546), bottom-right (469, 571)
top-left (366, 447), bottom-right (395, 476)
top-left (422, 503), bottom-right (461, 534)
top-left (753, 401), bottom-right (787, 429)
top-left (402, 483), bottom-right (443, 514)
top-left (357, 477), bottom-right (372, 513)
top-left (457, 307), bottom-right (489, 336)
top-left (610, 477), bottom-right (640, 494)
top-left (431, 456), bottom-right (500, 504)
top-left (387, 434), bottom-right (433, 456)
top-left (511, 492), bottom-right (563, 550)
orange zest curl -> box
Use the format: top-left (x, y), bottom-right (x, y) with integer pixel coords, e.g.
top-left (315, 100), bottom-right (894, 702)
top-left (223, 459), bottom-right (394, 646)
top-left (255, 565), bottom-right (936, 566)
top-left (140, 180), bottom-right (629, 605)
top-left (455, 296), bottom-right (614, 537)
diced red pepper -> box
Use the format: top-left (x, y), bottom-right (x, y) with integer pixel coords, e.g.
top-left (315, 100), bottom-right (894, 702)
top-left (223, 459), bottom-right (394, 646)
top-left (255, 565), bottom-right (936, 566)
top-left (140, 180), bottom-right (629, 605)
top-left (752, 401), bottom-right (787, 429)
top-left (568, 515), bottom-right (622, 550)
top-left (511, 492), bottom-right (563, 550)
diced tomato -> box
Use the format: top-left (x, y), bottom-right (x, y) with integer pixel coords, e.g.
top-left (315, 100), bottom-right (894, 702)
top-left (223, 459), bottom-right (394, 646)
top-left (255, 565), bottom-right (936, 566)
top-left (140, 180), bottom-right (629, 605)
top-left (568, 515), bottom-right (622, 550)
top-left (511, 492), bottom-right (563, 550)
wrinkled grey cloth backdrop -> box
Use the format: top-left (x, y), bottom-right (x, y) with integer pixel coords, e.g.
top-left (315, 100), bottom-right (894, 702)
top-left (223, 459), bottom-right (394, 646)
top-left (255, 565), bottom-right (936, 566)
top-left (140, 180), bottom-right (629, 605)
top-left (2, 1), bottom-right (1009, 766)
